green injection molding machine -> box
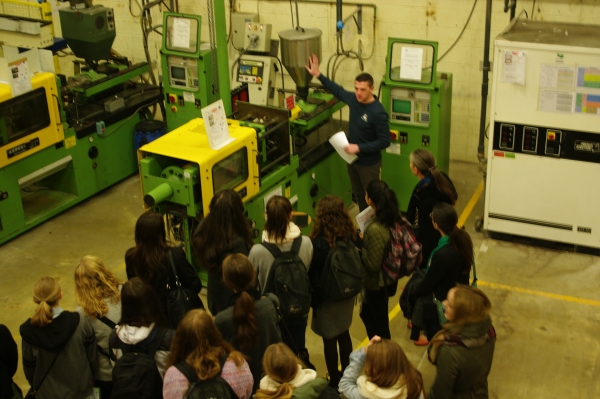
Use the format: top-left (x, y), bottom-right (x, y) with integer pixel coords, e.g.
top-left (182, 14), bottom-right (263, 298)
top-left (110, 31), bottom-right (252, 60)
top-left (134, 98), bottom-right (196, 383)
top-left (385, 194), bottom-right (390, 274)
top-left (380, 38), bottom-right (452, 212)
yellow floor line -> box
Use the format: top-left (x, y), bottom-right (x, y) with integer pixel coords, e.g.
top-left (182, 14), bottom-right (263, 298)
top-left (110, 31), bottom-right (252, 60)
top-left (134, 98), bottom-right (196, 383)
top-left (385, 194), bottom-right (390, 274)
top-left (457, 179), bottom-right (484, 228)
top-left (477, 281), bottom-right (600, 307)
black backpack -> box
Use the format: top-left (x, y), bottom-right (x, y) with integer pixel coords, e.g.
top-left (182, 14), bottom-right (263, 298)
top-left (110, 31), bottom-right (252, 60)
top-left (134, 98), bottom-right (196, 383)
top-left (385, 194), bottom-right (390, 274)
top-left (175, 353), bottom-right (236, 399)
top-left (110, 329), bottom-right (167, 399)
top-left (262, 236), bottom-right (311, 320)
top-left (319, 240), bottom-right (362, 301)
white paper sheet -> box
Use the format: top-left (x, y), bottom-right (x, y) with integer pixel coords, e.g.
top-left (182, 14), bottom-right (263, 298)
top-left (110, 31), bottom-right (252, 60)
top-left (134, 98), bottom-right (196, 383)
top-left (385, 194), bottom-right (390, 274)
top-left (539, 90), bottom-right (573, 113)
top-left (539, 64), bottom-right (574, 90)
top-left (400, 47), bottom-right (423, 81)
top-left (356, 206), bottom-right (376, 232)
top-left (329, 131), bottom-right (358, 164)
top-left (502, 50), bottom-right (526, 85)
top-left (201, 99), bottom-right (234, 149)
top-left (172, 18), bottom-right (191, 49)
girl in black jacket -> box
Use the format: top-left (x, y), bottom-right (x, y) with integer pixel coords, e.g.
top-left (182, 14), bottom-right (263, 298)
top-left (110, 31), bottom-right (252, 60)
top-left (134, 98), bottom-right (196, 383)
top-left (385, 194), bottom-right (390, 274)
top-left (192, 189), bottom-right (254, 316)
top-left (407, 149), bottom-right (457, 268)
top-left (412, 203), bottom-right (471, 344)
top-left (125, 211), bottom-right (202, 327)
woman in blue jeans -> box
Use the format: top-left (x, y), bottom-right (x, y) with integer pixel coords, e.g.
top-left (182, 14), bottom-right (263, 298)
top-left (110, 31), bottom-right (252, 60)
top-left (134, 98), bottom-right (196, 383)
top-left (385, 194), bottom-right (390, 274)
top-left (248, 196), bottom-right (313, 364)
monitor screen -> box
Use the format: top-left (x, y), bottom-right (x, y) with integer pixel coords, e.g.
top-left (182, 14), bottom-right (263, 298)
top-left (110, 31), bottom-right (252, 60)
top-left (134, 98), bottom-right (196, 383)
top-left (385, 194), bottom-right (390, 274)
top-left (171, 66), bottom-right (186, 80)
top-left (392, 99), bottom-right (411, 114)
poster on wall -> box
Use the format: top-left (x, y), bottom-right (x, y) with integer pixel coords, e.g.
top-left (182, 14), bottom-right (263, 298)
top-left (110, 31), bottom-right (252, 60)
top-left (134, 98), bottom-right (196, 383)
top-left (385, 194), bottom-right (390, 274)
top-left (502, 50), bottom-right (526, 85)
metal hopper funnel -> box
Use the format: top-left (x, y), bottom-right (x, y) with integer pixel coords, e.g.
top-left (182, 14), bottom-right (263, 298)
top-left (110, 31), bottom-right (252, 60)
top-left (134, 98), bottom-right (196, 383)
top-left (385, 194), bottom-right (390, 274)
top-left (278, 28), bottom-right (322, 101)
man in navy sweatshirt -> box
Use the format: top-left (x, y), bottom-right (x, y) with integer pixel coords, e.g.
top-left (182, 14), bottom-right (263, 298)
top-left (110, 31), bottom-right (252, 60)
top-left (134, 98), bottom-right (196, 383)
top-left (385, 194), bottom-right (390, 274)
top-left (306, 54), bottom-right (390, 211)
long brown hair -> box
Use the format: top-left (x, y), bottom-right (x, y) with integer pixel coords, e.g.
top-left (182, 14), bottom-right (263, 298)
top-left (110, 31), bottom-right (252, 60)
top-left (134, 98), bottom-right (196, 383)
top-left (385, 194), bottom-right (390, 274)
top-left (432, 203), bottom-right (473, 274)
top-left (410, 149), bottom-right (457, 205)
top-left (125, 212), bottom-right (170, 281)
top-left (366, 180), bottom-right (403, 228)
top-left (364, 339), bottom-right (424, 399)
top-left (309, 195), bottom-right (356, 248)
top-left (74, 256), bottom-right (121, 318)
top-left (446, 284), bottom-right (491, 328)
top-left (264, 196), bottom-right (292, 243)
top-left (119, 277), bottom-right (167, 327)
top-left (254, 343), bottom-right (299, 399)
top-left (192, 189), bottom-right (253, 273)
top-left (167, 309), bottom-right (244, 380)
top-left (31, 277), bottom-right (61, 327)
top-left (221, 254), bottom-right (258, 350)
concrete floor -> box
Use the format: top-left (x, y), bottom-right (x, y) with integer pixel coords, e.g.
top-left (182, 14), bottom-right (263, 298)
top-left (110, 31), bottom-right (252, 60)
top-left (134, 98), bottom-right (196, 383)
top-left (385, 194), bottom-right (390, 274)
top-left (2, 160), bottom-right (600, 397)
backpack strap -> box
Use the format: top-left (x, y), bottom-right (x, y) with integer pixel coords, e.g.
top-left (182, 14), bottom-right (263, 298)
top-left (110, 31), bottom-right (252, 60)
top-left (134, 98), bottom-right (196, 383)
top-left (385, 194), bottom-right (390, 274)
top-left (174, 361), bottom-right (199, 384)
top-left (98, 316), bottom-right (117, 329)
top-left (260, 241), bottom-right (283, 258)
top-left (290, 236), bottom-right (303, 254)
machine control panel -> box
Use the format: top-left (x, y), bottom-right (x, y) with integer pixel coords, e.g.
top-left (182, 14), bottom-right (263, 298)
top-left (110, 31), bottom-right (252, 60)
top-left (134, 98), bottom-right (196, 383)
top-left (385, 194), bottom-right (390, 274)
top-left (167, 56), bottom-right (199, 90)
top-left (237, 60), bottom-right (264, 84)
top-left (388, 87), bottom-right (431, 126)
top-left (522, 127), bottom-right (538, 153)
top-left (499, 124), bottom-right (515, 150)
top-left (545, 129), bottom-right (562, 157)
top-left (106, 9), bottom-right (115, 30)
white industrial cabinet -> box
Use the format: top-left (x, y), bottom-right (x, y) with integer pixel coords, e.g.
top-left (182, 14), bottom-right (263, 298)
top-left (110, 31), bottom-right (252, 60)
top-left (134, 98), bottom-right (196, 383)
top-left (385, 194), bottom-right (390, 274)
top-left (484, 19), bottom-right (600, 249)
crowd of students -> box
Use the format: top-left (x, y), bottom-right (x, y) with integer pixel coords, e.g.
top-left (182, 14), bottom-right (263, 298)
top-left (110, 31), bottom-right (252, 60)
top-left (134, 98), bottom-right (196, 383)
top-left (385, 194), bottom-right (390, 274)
top-left (1, 149), bottom-right (496, 399)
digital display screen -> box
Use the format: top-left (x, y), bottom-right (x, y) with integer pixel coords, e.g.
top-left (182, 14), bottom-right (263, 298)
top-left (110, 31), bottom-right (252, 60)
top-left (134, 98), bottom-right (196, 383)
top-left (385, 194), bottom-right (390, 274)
top-left (239, 65), bottom-right (254, 76)
top-left (171, 66), bottom-right (186, 80)
top-left (392, 99), bottom-right (411, 114)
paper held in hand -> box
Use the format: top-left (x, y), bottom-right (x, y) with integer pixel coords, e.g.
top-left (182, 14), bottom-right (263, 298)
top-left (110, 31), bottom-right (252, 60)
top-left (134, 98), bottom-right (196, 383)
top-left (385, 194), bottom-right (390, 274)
top-left (356, 206), bottom-right (376, 232)
top-left (329, 131), bottom-right (358, 164)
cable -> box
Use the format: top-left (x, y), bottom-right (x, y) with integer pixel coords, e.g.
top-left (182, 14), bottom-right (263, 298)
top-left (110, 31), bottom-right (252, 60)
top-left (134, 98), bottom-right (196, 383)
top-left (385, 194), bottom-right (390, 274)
top-left (130, 0), bottom-right (142, 17)
top-left (531, 0), bottom-right (536, 18)
top-left (275, 56), bottom-right (286, 92)
top-left (437, 0), bottom-right (478, 63)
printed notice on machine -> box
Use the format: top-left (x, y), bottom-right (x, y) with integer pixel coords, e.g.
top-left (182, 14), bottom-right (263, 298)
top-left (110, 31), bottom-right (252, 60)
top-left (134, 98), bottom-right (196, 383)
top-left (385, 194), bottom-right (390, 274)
top-left (201, 99), bottom-right (234, 150)
top-left (539, 64), bottom-right (575, 91)
top-left (502, 50), bottom-right (526, 85)
top-left (400, 47), bottom-right (423, 81)
top-left (8, 58), bottom-right (32, 96)
top-left (329, 131), bottom-right (358, 164)
top-left (539, 90), bottom-right (573, 113)
top-left (172, 18), bottom-right (191, 49)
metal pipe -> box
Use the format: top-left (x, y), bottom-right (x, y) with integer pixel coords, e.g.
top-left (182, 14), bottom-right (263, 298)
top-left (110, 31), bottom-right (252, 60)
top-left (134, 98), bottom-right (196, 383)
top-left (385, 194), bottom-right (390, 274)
top-left (477, 0), bottom-right (492, 158)
top-left (262, 119), bottom-right (289, 137)
top-left (212, 0), bottom-right (232, 114)
top-left (261, 152), bottom-right (290, 174)
top-left (336, 0), bottom-right (342, 31)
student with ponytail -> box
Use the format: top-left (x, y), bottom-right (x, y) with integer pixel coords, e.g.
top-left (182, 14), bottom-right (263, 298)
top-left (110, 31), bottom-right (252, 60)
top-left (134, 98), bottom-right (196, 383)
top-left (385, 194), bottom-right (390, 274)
top-left (20, 277), bottom-right (97, 399)
top-left (408, 149), bottom-right (457, 267)
top-left (254, 343), bottom-right (339, 399)
top-left (360, 180), bottom-right (404, 339)
top-left (412, 203), bottom-right (472, 344)
top-left (214, 254), bottom-right (282, 392)
top-left (339, 336), bottom-right (425, 399)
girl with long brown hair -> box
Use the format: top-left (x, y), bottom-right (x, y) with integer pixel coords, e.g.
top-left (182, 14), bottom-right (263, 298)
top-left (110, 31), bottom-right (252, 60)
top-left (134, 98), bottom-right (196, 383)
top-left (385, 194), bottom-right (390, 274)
top-left (20, 277), bottom-right (98, 399)
top-left (192, 189), bottom-right (254, 316)
top-left (163, 309), bottom-right (253, 399)
top-left (339, 336), bottom-right (424, 399)
top-left (427, 285), bottom-right (496, 399)
top-left (74, 256), bottom-right (122, 398)
top-left (213, 254), bottom-right (281, 392)
top-left (254, 343), bottom-right (339, 399)
top-left (412, 203), bottom-right (472, 345)
top-left (308, 195), bottom-right (357, 388)
top-left (125, 211), bottom-right (202, 327)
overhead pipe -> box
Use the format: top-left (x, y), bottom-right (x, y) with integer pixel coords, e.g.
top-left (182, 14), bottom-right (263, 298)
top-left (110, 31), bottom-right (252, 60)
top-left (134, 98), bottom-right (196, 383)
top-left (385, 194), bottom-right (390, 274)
top-left (477, 0), bottom-right (492, 160)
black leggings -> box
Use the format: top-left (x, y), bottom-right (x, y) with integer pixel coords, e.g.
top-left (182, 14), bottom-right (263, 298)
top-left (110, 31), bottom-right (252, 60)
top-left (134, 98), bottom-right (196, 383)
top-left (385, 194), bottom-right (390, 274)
top-left (322, 330), bottom-right (353, 388)
top-left (360, 287), bottom-right (391, 340)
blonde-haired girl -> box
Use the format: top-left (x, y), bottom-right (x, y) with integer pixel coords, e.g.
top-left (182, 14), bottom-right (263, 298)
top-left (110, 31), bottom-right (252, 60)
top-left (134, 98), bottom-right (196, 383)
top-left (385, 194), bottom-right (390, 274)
top-left (254, 343), bottom-right (338, 399)
top-left (74, 255), bottom-right (122, 398)
top-left (20, 276), bottom-right (97, 399)
top-left (340, 336), bottom-right (424, 399)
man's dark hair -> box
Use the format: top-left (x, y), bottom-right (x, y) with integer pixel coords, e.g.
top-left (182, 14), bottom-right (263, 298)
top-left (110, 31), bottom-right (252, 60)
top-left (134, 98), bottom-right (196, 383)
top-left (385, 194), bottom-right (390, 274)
top-left (355, 72), bottom-right (374, 87)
